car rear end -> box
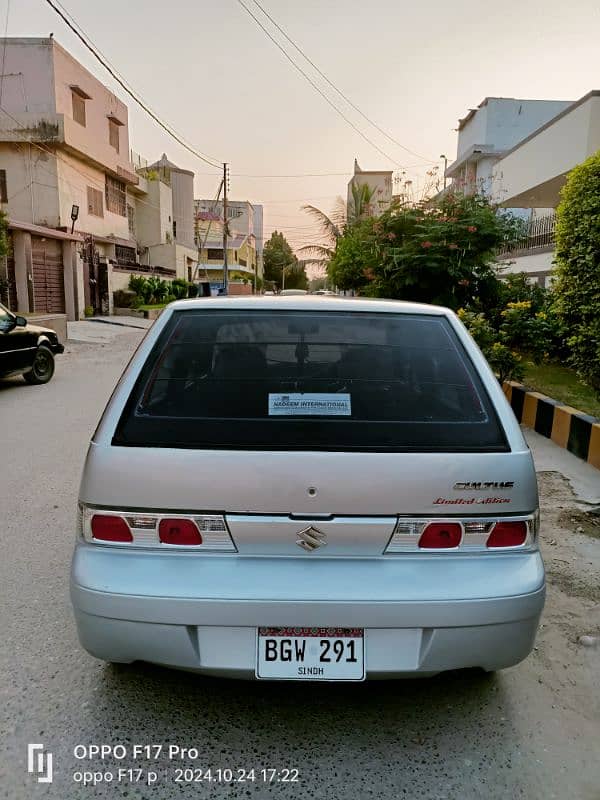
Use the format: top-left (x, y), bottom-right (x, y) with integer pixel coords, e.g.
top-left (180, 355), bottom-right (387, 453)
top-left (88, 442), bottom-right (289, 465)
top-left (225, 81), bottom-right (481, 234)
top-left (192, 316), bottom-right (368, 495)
top-left (71, 297), bottom-right (544, 680)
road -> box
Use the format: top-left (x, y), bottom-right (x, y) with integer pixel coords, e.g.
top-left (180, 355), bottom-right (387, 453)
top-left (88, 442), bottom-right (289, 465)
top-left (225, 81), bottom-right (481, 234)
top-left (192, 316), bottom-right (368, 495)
top-left (1, 326), bottom-right (599, 800)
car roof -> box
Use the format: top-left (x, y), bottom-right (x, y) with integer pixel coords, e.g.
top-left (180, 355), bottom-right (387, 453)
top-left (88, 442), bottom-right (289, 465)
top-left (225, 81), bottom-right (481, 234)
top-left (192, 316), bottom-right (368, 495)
top-left (168, 296), bottom-right (451, 316)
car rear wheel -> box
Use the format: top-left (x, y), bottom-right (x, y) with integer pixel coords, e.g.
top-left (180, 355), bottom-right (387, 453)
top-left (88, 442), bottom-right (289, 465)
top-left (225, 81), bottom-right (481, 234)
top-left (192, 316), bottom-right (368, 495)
top-left (24, 345), bottom-right (55, 385)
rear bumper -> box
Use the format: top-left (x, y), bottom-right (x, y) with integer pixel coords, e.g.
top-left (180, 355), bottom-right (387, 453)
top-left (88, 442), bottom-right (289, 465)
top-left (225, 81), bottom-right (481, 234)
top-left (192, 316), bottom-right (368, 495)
top-left (71, 544), bottom-right (545, 677)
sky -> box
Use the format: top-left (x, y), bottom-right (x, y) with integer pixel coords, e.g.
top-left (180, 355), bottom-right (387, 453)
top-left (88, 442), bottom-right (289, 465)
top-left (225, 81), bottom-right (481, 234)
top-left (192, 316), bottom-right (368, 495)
top-left (4, 0), bottom-right (600, 258)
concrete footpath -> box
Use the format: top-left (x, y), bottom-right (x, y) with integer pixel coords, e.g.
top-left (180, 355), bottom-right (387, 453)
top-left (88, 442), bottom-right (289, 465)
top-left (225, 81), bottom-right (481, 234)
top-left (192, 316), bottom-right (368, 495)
top-left (67, 316), bottom-right (153, 343)
top-left (526, 429), bottom-right (600, 506)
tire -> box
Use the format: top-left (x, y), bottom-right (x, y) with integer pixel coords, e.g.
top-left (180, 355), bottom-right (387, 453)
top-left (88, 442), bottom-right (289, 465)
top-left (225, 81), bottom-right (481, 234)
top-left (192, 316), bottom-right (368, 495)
top-left (24, 345), bottom-right (55, 385)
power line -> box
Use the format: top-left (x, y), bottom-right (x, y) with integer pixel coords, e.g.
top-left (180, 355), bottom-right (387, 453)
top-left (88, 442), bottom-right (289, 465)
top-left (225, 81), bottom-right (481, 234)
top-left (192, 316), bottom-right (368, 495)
top-left (0, 104), bottom-right (213, 223)
top-left (0, 0), bottom-right (11, 107)
top-left (249, 0), bottom-right (436, 165)
top-left (43, 0), bottom-right (223, 169)
top-left (235, 0), bottom-right (407, 170)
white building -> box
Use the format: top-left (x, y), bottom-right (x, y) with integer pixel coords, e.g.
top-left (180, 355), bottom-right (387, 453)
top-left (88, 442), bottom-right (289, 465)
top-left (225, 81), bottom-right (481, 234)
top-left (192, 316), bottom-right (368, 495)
top-left (347, 159), bottom-right (393, 218)
top-left (492, 90), bottom-right (600, 286)
top-left (443, 93), bottom-right (600, 287)
top-left (445, 97), bottom-right (572, 198)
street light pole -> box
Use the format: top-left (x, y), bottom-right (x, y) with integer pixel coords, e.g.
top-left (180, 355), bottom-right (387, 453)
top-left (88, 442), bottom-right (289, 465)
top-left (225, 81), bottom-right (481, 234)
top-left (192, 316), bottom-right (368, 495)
top-left (440, 154), bottom-right (448, 190)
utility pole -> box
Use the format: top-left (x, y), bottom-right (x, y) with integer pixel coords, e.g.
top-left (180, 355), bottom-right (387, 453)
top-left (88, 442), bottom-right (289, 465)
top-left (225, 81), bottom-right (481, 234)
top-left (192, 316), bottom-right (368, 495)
top-left (222, 162), bottom-right (228, 295)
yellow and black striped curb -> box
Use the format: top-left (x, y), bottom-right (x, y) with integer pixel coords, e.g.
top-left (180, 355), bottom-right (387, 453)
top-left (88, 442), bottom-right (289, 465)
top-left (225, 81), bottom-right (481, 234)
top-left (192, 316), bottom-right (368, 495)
top-left (503, 381), bottom-right (600, 470)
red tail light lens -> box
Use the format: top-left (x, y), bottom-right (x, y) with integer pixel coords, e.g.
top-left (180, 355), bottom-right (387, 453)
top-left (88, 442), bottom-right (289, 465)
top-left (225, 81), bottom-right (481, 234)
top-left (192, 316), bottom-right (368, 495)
top-left (418, 522), bottom-right (462, 549)
top-left (159, 518), bottom-right (202, 546)
top-left (487, 521), bottom-right (527, 548)
top-left (91, 514), bottom-right (133, 542)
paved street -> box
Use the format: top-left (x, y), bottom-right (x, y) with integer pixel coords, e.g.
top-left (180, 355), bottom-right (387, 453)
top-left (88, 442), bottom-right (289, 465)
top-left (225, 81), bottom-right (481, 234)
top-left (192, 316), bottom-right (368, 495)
top-left (1, 329), bottom-right (599, 800)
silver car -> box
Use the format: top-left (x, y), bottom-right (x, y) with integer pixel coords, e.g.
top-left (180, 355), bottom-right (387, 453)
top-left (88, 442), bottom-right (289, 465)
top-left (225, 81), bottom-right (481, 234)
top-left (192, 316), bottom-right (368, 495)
top-left (71, 297), bottom-right (544, 680)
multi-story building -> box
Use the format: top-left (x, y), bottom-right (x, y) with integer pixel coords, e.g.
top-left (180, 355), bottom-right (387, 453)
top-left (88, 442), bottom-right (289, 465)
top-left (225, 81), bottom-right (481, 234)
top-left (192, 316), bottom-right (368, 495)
top-left (0, 36), bottom-right (141, 318)
top-left (492, 90), bottom-right (600, 286)
top-left (0, 38), bottom-right (197, 320)
top-left (346, 159), bottom-right (393, 219)
top-left (445, 97), bottom-right (573, 198)
top-left (125, 154), bottom-right (198, 285)
top-left (194, 198), bottom-right (261, 289)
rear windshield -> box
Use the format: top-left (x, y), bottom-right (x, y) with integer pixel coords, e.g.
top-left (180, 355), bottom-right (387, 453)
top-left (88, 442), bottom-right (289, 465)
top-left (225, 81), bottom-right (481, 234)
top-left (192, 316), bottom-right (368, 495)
top-left (113, 309), bottom-right (507, 452)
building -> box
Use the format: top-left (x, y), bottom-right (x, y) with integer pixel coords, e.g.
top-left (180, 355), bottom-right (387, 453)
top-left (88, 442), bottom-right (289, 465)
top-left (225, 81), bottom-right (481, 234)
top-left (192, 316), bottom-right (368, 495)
top-left (346, 159), bottom-right (393, 219)
top-left (125, 153), bottom-right (198, 286)
top-left (0, 38), bottom-right (196, 320)
top-left (194, 198), bottom-right (261, 289)
top-left (0, 37), bottom-right (141, 318)
top-left (443, 93), bottom-right (600, 287)
top-left (492, 91), bottom-right (600, 286)
top-left (445, 97), bottom-right (573, 198)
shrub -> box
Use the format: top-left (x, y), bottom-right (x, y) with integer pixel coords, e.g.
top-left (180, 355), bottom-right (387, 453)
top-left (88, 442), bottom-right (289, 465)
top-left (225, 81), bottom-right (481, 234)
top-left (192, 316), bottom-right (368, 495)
top-left (171, 278), bottom-right (189, 300)
top-left (553, 151), bottom-right (600, 392)
top-left (187, 283), bottom-right (199, 298)
top-left (84, 305), bottom-right (94, 318)
top-left (164, 294), bottom-right (176, 304)
top-left (458, 308), bottom-right (524, 383)
top-left (487, 342), bottom-right (525, 385)
top-left (113, 289), bottom-right (136, 308)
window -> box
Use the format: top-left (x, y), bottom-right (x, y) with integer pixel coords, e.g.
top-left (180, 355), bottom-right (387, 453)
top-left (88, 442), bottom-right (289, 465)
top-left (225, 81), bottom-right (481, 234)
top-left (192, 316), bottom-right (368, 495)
top-left (0, 169), bottom-right (7, 203)
top-left (239, 258), bottom-right (247, 267)
top-left (127, 204), bottom-right (135, 236)
top-left (105, 176), bottom-right (126, 216)
top-left (172, 220), bottom-right (177, 239)
top-left (72, 91), bottom-right (86, 126)
top-left (108, 119), bottom-right (120, 153)
top-left (87, 186), bottom-right (103, 217)
top-left (114, 310), bottom-right (507, 452)
top-left (207, 248), bottom-right (224, 260)
top-left (115, 245), bottom-right (137, 265)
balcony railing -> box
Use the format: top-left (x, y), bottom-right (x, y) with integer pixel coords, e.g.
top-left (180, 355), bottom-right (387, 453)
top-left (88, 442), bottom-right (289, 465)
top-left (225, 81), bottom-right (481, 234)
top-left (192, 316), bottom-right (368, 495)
top-left (111, 261), bottom-right (176, 277)
top-left (498, 212), bottom-right (556, 258)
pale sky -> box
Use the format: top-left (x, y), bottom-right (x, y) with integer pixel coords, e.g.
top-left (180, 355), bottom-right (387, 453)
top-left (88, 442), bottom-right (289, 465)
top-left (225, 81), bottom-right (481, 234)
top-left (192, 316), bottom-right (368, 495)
top-left (5, 0), bottom-right (600, 255)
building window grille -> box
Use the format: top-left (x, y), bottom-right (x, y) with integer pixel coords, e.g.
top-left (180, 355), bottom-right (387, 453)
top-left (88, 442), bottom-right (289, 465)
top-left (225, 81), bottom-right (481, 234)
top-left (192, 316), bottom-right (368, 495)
top-left (105, 175), bottom-right (127, 217)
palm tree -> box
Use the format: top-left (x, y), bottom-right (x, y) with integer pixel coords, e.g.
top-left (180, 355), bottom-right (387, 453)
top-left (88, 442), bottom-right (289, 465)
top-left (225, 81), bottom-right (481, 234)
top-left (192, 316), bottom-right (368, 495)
top-left (298, 183), bottom-right (377, 269)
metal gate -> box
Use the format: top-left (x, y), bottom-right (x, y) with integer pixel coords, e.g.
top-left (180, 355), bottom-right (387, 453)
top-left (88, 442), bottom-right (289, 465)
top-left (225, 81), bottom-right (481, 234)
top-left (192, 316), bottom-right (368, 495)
top-left (32, 238), bottom-right (65, 314)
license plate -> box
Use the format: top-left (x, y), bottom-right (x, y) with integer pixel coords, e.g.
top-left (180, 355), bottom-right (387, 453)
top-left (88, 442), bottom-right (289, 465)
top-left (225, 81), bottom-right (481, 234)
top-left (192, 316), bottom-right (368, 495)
top-left (256, 627), bottom-right (365, 681)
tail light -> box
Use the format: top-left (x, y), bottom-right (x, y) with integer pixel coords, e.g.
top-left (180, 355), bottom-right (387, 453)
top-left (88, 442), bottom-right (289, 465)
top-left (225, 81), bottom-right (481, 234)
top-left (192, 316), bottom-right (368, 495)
top-left (78, 505), bottom-right (235, 551)
top-left (418, 522), bottom-right (462, 549)
top-left (159, 518), bottom-right (202, 546)
top-left (386, 513), bottom-right (537, 553)
top-left (91, 514), bottom-right (133, 542)
top-left (487, 521), bottom-right (527, 548)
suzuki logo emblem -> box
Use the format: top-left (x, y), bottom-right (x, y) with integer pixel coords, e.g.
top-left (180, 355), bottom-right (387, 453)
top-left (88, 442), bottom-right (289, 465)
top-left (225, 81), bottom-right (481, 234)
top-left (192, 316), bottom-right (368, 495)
top-left (296, 525), bottom-right (327, 552)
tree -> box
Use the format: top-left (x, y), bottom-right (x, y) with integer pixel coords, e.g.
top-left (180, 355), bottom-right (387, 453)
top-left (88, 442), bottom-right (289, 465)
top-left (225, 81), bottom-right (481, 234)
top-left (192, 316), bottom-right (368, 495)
top-left (327, 217), bottom-right (377, 292)
top-left (326, 192), bottom-right (522, 309)
top-left (553, 151), bottom-right (600, 392)
top-left (298, 198), bottom-right (347, 270)
top-left (263, 231), bottom-right (307, 290)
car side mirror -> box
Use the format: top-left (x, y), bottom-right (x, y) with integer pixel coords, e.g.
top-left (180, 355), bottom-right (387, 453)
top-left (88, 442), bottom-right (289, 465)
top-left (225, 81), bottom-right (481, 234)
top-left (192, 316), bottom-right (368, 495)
top-left (15, 315), bottom-right (27, 327)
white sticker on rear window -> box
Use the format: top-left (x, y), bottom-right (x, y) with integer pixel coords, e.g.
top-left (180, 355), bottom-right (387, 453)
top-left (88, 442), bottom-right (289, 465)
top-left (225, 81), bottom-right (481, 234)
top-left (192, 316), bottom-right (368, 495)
top-left (269, 393), bottom-right (351, 416)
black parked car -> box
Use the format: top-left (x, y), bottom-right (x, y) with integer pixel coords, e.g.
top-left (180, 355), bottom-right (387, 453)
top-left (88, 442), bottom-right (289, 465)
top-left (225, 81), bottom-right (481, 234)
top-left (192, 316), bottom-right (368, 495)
top-left (0, 302), bottom-right (64, 384)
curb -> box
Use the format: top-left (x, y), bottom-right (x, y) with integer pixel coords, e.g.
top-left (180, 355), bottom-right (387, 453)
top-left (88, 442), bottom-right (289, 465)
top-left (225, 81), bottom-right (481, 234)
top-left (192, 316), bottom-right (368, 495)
top-left (87, 318), bottom-right (149, 330)
top-left (503, 381), bottom-right (600, 470)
